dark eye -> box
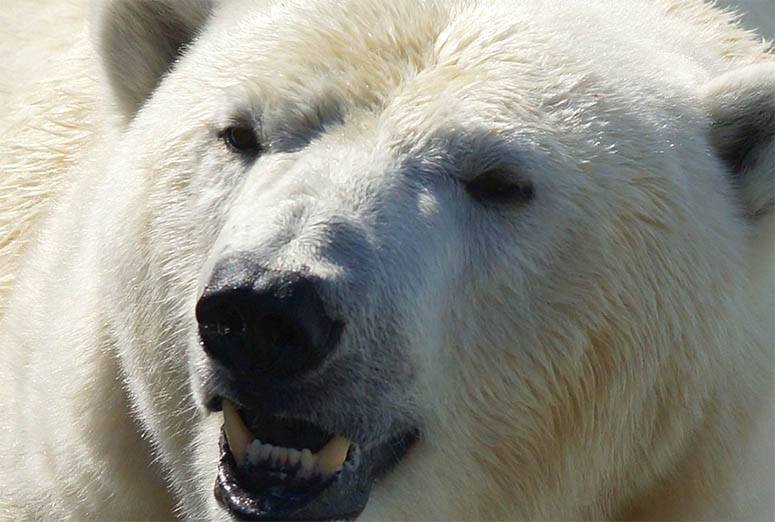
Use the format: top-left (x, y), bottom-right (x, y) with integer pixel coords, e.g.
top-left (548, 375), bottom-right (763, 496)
top-left (465, 170), bottom-right (534, 205)
top-left (223, 125), bottom-right (262, 154)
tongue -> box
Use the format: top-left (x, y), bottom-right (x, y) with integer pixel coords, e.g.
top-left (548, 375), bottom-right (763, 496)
top-left (221, 400), bottom-right (352, 474)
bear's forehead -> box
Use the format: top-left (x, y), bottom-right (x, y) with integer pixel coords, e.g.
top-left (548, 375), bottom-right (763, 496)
top-left (184, 2), bottom-right (548, 143)
top-left (198, 0), bottom-right (449, 108)
top-left (165, 0), bottom-right (710, 155)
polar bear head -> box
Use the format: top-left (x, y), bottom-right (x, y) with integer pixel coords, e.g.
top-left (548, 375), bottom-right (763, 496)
top-left (92, 0), bottom-right (773, 519)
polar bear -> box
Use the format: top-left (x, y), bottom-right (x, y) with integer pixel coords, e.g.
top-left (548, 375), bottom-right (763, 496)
top-left (0, 0), bottom-right (773, 520)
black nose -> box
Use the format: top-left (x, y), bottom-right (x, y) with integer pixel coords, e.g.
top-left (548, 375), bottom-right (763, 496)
top-left (196, 255), bottom-right (342, 379)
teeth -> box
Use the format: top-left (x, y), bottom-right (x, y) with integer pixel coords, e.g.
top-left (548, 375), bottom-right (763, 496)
top-left (300, 448), bottom-right (316, 470)
top-left (245, 439), bottom-right (263, 462)
top-left (222, 400), bottom-right (253, 464)
top-left (260, 443), bottom-right (272, 460)
top-left (288, 448), bottom-right (301, 466)
top-left (220, 403), bottom-right (353, 475)
top-left (315, 436), bottom-right (352, 475)
top-left (271, 446), bottom-right (283, 464)
top-left (246, 442), bottom-right (306, 468)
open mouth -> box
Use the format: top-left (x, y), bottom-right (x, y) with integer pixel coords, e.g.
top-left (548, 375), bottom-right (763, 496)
top-left (215, 400), bottom-right (417, 520)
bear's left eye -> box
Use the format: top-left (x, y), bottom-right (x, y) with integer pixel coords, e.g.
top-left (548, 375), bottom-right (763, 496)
top-left (222, 125), bottom-right (262, 155)
top-left (465, 169), bottom-right (534, 205)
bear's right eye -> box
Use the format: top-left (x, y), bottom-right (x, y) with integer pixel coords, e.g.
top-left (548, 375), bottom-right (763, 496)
top-left (222, 125), bottom-right (262, 155)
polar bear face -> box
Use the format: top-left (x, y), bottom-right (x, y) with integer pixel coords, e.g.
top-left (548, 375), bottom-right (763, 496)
top-left (94, 0), bottom-right (773, 519)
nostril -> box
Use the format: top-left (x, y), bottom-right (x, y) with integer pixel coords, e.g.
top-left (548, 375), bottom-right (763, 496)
top-left (203, 304), bottom-right (247, 338)
top-left (197, 297), bottom-right (249, 361)
top-left (256, 313), bottom-right (313, 375)
top-left (259, 313), bottom-right (296, 349)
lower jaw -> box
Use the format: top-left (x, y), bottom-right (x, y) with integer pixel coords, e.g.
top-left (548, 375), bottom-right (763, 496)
top-left (215, 431), bottom-right (371, 521)
top-left (214, 429), bottom-right (419, 521)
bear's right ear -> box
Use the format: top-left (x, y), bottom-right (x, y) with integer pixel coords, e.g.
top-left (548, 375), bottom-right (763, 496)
top-left (92, 0), bottom-right (212, 121)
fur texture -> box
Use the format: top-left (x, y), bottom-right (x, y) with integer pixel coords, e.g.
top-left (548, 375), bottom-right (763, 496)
top-left (1, 1), bottom-right (773, 520)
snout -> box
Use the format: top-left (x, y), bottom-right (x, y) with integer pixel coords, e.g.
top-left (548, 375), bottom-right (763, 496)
top-left (194, 251), bottom-right (421, 520)
top-left (195, 253), bottom-right (418, 521)
top-left (196, 253), bottom-right (344, 380)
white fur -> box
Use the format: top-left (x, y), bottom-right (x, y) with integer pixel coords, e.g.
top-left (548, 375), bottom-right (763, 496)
top-left (1, 1), bottom-right (773, 520)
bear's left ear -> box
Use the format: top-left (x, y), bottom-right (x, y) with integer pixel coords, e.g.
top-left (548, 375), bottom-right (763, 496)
top-left (92, 0), bottom-right (213, 122)
top-left (703, 62), bottom-right (774, 218)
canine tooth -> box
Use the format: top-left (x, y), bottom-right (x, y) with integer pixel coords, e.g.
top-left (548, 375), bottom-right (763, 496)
top-left (223, 401), bottom-right (253, 464)
top-left (300, 448), bottom-right (316, 470)
top-left (315, 436), bottom-right (352, 474)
